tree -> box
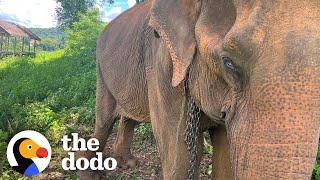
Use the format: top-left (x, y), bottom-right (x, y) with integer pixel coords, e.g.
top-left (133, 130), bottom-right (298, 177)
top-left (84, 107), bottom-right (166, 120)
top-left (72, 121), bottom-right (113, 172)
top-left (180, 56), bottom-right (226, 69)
top-left (64, 8), bottom-right (105, 59)
top-left (56, 0), bottom-right (142, 29)
top-left (56, 0), bottom-right (98, 29)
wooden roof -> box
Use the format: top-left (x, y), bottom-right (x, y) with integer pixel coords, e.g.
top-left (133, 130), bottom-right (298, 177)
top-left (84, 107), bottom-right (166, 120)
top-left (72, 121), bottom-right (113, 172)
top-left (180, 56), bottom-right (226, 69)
top-left (0, 20), bottom-right (41, 41)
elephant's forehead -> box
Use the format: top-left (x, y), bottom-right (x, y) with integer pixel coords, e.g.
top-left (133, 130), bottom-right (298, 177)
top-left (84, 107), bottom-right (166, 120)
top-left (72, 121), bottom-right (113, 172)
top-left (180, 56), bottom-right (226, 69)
top-left (223, 0), bottom-right (320, 59)
top-left (232, 0), bottom-right (319, 28)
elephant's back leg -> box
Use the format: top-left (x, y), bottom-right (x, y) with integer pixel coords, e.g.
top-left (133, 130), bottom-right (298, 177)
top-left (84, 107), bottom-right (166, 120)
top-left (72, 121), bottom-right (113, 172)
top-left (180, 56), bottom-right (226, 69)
top-left (76, 63), bottom-right (118, 179)
top-left (113, 116), bottom-right (139, 169)
top-left (93, 62), bottom-right (118, 144)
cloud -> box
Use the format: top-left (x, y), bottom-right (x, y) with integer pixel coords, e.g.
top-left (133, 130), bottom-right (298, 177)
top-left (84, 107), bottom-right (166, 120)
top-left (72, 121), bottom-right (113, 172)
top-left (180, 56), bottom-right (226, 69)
top-left (101, 0), bottom-right (130, 22)
top-left (127, 0), bottom-right (136, 8)
top-left (102, 7), bottom-right (123, 22)
top-left (0, 0), bottom-right (133, 27)
top-left (0, 0), bottom-right (57, 28)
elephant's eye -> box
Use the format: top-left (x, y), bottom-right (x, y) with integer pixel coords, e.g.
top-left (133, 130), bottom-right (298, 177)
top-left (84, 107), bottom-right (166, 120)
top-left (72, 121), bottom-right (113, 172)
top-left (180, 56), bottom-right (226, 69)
top-left (154, 30), bottom-right (160, 38)
top-left (221, 55), bottom-right (244, 90)
top-left (222, 57), bottom-right (235, 70)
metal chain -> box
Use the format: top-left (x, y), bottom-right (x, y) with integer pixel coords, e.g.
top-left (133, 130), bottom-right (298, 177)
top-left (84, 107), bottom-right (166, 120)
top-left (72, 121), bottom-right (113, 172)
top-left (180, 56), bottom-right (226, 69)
top-left (184, 79), bottom-right (202, 180)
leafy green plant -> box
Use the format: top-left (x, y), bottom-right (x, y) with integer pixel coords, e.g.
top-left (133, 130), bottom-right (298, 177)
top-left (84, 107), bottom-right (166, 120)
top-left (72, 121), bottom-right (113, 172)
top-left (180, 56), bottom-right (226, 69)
top-left (65, 8), bottom-right (105, 59)
top-left (135, 123), bottom-right (153, 140)
top-left (203, 133), bottom-right (213, 155)
top-left (312, 143), bottom-right (320, 180)
top-left (204, 164), bottom-right (212, 177)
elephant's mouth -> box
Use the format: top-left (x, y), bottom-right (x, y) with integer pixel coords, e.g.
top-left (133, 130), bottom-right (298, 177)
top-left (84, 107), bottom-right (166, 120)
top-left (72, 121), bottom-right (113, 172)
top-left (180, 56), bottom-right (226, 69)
top-left (219, 90), bottom-right (240, 126)
top-left (221, 104), bottom-right (235, 126)
top-left (205, 106), bottom-right (231, 127)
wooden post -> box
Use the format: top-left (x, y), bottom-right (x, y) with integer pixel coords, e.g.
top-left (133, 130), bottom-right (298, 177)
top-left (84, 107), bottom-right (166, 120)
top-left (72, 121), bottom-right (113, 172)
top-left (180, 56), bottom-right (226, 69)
top-left (0, 35), bottom-right (2, 58)
top-left (7, 36), bottom-right (9, 52)
top-left (33, 40), bottom-right (36, 57)
top-left (13, 37), bottom-right (17, 55)
top-left (21, 37), bottom-right (24, 53)
top-left (28, 38), bottom-right (31, 54)
top-left (0, 35), bottom-right (3, 52)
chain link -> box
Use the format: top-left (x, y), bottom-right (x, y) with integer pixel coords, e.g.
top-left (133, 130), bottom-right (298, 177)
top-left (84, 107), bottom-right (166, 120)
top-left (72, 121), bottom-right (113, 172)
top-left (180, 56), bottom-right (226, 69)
top-left (185, 100), bottom-right (201, 180)
top-left (184, 79), bottom-right (202, 180)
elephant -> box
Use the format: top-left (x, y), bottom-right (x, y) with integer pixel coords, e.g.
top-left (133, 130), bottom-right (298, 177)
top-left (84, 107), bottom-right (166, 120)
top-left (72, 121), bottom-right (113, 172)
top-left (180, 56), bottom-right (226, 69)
top-left (78, 0), bottom-right (320, 179)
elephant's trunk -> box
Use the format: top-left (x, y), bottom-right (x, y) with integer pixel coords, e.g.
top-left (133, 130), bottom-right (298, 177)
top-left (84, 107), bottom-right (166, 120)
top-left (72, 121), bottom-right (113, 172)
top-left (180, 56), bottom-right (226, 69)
top-left (228, 35), bottom-right (320, 179)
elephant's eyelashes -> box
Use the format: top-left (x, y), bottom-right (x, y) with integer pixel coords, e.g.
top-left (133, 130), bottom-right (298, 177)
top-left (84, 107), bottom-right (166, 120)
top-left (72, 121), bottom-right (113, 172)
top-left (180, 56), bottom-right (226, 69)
top-left (222, 57), bottom-right (235, 70)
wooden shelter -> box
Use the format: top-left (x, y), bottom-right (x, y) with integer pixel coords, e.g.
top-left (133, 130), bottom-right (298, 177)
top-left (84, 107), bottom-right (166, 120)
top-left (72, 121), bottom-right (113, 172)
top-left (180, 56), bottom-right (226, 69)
top-left (0, 20), bottom-right (41, 58)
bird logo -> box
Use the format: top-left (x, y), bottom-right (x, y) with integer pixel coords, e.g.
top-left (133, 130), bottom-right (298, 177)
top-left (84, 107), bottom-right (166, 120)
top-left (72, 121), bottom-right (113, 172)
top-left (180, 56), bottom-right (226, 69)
top-left (7, 130), bottom-right (51, 176)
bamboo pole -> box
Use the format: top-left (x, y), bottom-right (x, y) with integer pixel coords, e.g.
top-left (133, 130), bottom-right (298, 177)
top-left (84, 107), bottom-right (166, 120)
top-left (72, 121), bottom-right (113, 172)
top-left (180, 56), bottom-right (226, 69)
top-left (28, 38), bottom-right (31, 54)
top-left (0, 35), bottom-right (2, 58)
top-left (0, 35), bottom-right (3, 52)
top-left (22, 37), bottom-right (24, 53)
top-left (33, 40), bottom-right (36, 57)
top-left (13, 37), bottom-right (17, 55)
top-left (7, 36), bottom-right (9, 52)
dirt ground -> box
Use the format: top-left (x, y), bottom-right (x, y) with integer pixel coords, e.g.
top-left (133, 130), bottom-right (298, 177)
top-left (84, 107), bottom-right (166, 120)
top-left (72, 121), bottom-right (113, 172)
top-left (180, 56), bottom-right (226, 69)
top-left (39, 132), bottom-right (212, 180)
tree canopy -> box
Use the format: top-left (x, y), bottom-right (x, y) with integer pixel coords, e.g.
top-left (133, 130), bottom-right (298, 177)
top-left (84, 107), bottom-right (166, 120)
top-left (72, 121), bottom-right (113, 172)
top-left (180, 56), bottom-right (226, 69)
top-left (56, 0), bottom-right (102, 29)
top-left (56, 0), bottom-right (144, 29)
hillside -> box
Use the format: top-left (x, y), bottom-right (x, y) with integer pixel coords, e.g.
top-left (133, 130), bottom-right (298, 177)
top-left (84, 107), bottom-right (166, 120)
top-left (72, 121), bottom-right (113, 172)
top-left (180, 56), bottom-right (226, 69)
top-left (29, 27), bottom-right (65, 39)
top-left (29, 28), bottom-right (66, 51)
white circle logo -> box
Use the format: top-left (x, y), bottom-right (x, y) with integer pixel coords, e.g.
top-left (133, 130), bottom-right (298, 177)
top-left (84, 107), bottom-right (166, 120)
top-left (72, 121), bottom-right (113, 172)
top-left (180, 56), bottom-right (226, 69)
top-left (6, 130), bottom-right (51, 176)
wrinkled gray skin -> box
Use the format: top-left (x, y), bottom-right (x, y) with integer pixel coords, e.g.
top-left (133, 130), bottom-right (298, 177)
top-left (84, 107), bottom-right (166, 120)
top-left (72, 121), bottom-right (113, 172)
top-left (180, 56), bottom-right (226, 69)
top-left (78, 0), bottom-right (320, 179)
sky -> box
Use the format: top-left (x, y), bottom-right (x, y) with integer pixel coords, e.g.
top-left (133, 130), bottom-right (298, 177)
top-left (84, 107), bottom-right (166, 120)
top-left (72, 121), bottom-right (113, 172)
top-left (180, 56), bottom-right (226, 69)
top-left (0, 0), bottom-right (136, 28)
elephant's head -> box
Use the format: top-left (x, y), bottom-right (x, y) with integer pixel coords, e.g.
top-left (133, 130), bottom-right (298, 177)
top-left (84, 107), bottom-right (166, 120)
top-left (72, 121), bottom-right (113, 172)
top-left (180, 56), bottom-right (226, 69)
top-left (149, 0), bottom-right (320, 178)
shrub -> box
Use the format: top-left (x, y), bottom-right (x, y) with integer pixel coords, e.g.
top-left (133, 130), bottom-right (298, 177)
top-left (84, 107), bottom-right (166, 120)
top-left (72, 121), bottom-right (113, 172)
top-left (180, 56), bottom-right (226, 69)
top-left (64, 8), bottom-right (105, 59)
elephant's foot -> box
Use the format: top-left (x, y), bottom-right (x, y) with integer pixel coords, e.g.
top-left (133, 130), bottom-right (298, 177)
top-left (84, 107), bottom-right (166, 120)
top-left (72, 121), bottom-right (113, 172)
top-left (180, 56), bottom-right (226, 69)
top-left (114, 154), bottom-right (139, 169)
top-left (74, 151), bottom-right (105, 179)
top-left (76, 170), bottom-right (104, 180)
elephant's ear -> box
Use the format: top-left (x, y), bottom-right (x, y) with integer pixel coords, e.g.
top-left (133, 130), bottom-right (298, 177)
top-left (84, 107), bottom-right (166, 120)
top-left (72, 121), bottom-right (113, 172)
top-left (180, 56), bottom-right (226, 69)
top-left (149, 0), bottom-right (200, 87)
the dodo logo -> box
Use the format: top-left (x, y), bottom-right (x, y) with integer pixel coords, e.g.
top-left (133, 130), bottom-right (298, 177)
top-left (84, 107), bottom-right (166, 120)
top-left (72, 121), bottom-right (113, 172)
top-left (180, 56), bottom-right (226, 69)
top-left (6, 130), bottom-right (51, 176)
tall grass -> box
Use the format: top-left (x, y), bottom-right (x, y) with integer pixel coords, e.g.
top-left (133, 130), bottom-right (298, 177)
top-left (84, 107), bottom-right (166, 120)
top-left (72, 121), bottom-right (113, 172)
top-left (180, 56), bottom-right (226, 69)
top-left (0, 50), bottom-right (96, 142)
top-left (0, 50), bottom-right (97, 178)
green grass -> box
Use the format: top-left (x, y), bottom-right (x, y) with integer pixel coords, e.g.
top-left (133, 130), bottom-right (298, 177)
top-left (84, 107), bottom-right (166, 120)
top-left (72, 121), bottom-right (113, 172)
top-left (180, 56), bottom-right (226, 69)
top-left (0, 50), bottom-right (96, 139)
top-left (0, 51), bottom-right (97, 177)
